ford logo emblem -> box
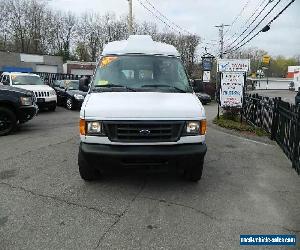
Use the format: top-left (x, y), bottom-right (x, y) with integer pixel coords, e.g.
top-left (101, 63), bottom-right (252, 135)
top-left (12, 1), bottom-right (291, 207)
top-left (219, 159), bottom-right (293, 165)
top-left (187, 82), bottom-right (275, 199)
top-left (139, 129), bottom-right (151, 135)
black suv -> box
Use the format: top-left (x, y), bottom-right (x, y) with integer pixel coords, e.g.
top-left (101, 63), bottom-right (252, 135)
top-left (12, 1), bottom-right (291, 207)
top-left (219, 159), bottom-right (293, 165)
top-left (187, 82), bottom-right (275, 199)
top-left (0, 85), bottom-right (38, 136)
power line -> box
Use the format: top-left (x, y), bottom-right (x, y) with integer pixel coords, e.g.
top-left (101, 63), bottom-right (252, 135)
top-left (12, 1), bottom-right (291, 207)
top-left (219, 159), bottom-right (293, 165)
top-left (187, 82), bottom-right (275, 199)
top-left (225, 0), bottom-right (295, 54)
top-left (225, 0), bottom-right (274, 47)
top-left (224, 0), bottom-right (252, 36)
top-left (137, 0), bottom-right (182, 34)
top-left (143, 0), bottom-right (194, 35)
top-left (227, 0), bottom-right (283, 51)
top-left (225, 0), bottom-right (267, 42)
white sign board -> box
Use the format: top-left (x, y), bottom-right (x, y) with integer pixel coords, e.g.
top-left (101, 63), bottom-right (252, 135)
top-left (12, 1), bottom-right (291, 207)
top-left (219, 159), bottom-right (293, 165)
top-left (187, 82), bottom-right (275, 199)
top-left (203, 71), bottom-right (211, 83)
top-left (220, 72), bottom-right (244, 107)
top-left (20, 53), bottom-right (44, 63)
top-left (218, 59), bottom-right (250, 72)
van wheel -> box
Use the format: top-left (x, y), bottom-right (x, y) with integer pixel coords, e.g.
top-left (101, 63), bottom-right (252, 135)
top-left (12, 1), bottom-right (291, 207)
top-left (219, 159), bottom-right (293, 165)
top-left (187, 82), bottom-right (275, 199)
top-left (0, 107), bottom-right (17, 136)
top-left (78, 150), bottom-right (101, 181)
top-left (66, 98), bottom-right (74, 110)
top-left (184, 157), bottom-right (204, 182)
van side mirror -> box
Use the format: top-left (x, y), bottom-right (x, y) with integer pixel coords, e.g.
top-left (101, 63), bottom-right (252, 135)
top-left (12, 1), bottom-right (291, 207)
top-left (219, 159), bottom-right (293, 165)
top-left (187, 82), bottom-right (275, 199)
top-left (79, 78), bottom-right (89, 92)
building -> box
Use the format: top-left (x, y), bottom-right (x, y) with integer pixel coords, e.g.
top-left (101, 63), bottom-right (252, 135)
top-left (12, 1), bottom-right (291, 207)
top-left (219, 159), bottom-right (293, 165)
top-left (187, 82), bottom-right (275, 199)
top-left (0, 51), bottom-right (63, 73)
top-left (63, 61), bottom-right (96, 76)
top-left (287, 66), bottom-right (300, 78)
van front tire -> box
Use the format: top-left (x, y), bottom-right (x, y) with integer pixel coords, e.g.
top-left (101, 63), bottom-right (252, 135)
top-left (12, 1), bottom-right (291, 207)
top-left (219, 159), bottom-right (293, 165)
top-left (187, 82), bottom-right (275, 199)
top-left (184, 157), bottom-right (204, 182)
top-left (78, 150), bottom-right (101, 181)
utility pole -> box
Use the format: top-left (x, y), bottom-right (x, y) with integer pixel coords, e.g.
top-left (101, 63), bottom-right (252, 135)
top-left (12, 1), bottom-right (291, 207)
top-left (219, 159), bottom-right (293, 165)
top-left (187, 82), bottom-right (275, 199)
top-left (214, 24), bottom-right (230, 59)
top-left (214, 24), bottom-right (229, 119)
top-left (128, 0), bottom-right (133, 35)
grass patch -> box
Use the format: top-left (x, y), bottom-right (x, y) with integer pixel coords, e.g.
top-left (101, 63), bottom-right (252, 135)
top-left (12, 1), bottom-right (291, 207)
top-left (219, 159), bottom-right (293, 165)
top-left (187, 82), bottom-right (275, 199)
top-left (213, 115), bottom-right (269, 137)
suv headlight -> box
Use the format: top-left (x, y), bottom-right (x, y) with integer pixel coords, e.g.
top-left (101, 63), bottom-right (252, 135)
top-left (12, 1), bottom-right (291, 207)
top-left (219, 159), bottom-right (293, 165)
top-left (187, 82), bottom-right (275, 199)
top-left (80, 120), bottom-right (105, 136)
top-left (185, 120), bottom-right (207, 135)
top-left (74, 94), bottom-right (84, 100)
top-left (50, 90), bottom-right (56, 96)
top-left (20, 97), bottom-right (32, 106)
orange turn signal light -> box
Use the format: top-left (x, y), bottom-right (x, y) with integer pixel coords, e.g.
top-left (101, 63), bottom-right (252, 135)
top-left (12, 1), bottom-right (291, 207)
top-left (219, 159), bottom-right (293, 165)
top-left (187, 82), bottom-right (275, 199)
top-left (80, 119), bottom-right (86, 135)
top-left (200, 120), bottom-right (207, 135)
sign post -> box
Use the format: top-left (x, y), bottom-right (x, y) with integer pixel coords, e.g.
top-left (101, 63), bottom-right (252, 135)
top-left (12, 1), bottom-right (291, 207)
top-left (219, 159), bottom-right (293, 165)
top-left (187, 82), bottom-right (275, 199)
top-left (201, 53), bottom-right (215, 84)
top-left (217, 59), bottom-right (250, 119)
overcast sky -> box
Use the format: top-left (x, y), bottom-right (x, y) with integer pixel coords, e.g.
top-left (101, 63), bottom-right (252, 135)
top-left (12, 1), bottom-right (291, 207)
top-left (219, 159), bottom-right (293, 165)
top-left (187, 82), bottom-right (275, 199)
top-left (49, 0), bottom-right (300, 57)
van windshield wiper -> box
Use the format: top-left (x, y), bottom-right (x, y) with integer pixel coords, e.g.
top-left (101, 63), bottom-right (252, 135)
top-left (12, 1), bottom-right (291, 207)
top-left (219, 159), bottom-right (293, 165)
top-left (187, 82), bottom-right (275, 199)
top-left (93, 84), bottom-right (136, 92)
top-left (142, 84), bottom-right (187, 93)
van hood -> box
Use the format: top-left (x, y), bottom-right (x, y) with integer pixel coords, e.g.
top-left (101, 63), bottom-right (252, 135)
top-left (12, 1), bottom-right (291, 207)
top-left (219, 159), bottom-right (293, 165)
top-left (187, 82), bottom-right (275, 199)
top-left (83, 92), bottom-right (205, 120)
top-left (13, 85), bottom-right (54, 92)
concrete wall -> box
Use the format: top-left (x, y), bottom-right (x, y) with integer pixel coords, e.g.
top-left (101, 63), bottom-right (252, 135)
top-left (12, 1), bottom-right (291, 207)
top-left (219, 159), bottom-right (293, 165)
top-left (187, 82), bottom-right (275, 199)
top-left (0, 52), bottom-right (63, 73)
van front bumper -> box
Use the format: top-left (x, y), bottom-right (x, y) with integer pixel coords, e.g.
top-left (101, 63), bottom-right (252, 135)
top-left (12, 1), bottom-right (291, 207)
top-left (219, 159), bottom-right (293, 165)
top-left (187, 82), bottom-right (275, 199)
top-left (79, 142), bottom-right (207, 167)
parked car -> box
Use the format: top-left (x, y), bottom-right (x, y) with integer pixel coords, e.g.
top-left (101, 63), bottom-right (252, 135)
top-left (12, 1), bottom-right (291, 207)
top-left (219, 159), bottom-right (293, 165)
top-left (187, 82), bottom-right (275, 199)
top-left (0, 72), bottom-right (57, 111)
top-left (0, 85), bottom-right (38, 136)
top-left (196, 92), bottom-right (212, 105)
top-left (192, 79), bottom-right (213, 104)
top-left (289, 81), bottom-right (295, 91)
top-left (296, 89), bottom-right (300, 106)
top-left (53, 80), bottom-right (87, 110)
top-left (78, 35), bottom-right (207, 182)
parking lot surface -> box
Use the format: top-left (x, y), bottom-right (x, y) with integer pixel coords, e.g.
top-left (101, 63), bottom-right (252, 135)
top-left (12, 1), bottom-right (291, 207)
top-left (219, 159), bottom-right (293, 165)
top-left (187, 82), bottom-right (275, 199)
top-left (249, 90), bottom-right (297, 104)
top-left (0, 105), bottom-right (299, 250)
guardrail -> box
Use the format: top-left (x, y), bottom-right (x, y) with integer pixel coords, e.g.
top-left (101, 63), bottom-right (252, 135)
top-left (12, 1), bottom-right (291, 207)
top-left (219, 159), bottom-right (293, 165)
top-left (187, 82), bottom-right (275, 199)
top-left (35, 72), bottom-right (80, 85)
top-left (243, 94), bottom-right (300, 174)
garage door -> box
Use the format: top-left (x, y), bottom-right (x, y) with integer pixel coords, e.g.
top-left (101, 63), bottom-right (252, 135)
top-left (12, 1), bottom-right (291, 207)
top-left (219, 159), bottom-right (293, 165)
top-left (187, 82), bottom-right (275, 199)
top-left (71, 69), bottom-right (94, 76)
top-left (36, 65), bottom-right (58, 73)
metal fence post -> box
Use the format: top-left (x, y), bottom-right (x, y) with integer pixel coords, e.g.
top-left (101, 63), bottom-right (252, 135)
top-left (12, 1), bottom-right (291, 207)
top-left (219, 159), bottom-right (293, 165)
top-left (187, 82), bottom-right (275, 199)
top-left (292, 106), bottom-right (300, 174)
top-left (270, 97), bottom-right (280, 140)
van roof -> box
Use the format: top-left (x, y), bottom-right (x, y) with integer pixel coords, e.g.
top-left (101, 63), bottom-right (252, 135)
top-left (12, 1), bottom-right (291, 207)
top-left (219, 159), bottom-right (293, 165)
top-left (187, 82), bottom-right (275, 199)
top-left (102, 35), bottom-right (180, 57)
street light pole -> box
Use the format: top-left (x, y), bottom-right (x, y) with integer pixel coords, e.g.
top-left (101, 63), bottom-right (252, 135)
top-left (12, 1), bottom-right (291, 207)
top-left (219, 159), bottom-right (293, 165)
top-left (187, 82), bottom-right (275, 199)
top-left (128, 0), bottom-right (133, 35)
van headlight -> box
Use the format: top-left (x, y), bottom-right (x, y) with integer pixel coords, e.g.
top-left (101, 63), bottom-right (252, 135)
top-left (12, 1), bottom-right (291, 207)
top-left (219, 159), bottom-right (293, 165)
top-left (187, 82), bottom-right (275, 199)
top-left (20, 96), bottom-right (32, 106)
top-left (185, 120), bottom-right (207, 135)
top-left (80, 120), bottom-right (105, 136)
top-left (74, 94), bottom-right (84, 100)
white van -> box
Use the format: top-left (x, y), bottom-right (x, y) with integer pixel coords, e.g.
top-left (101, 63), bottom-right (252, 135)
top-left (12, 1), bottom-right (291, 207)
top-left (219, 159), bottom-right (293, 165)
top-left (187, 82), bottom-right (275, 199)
top-left (0, 72), bottom-right (57, 111)
top-left (79, 35), bottom-right (207, 182)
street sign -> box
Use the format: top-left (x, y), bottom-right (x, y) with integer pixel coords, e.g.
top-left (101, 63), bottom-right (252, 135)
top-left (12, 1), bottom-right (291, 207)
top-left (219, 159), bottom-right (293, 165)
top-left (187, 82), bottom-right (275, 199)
top-left (203, 71), bottom-right (211, 83)
top-left (262, 55), bottom-right (271, 65)
top-left (202, 58), bottom-right (213, 71)
top-left (220, 72), bottom-right (245, 108)
top-left (217, 59), bottom-right (250, 72)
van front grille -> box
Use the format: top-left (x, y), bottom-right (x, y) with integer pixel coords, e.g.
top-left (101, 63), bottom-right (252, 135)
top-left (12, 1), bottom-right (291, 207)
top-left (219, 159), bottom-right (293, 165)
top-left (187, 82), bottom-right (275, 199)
top-left (104, 121), bottom-right (184, 143)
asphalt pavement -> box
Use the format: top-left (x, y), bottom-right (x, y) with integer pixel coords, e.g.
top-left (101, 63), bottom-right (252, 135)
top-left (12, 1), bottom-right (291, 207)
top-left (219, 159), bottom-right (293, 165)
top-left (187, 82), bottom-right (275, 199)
top-left (249, 90), bottom-right (298, 104)
top-left (0, 104), bottom-right (299, 250)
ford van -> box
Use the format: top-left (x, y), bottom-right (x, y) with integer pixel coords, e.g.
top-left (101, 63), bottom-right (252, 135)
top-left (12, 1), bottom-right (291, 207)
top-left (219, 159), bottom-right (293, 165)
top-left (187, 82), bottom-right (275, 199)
top-left (79, 35), bottom-right (207, 182)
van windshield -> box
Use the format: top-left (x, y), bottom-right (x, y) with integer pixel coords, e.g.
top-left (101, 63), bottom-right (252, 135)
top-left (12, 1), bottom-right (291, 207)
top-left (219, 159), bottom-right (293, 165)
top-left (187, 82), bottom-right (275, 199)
top-left (12, 75), bottom-right (44, 86)
top-left (92, 55), bottom-right (192, 93)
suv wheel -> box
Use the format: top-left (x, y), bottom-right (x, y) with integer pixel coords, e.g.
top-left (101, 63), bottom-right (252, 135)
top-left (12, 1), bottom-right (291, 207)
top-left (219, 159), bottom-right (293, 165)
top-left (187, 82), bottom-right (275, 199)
top-left (66, 98), bottom-right (74, 110)
top-left (0, 107), bottom-right (17, 136)
top-left (184, 157), bottom-right (204, 182)
top-left (78, 149), bottom-right (101, 181)
top-left (48, 104), bottom-right (56, 112)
